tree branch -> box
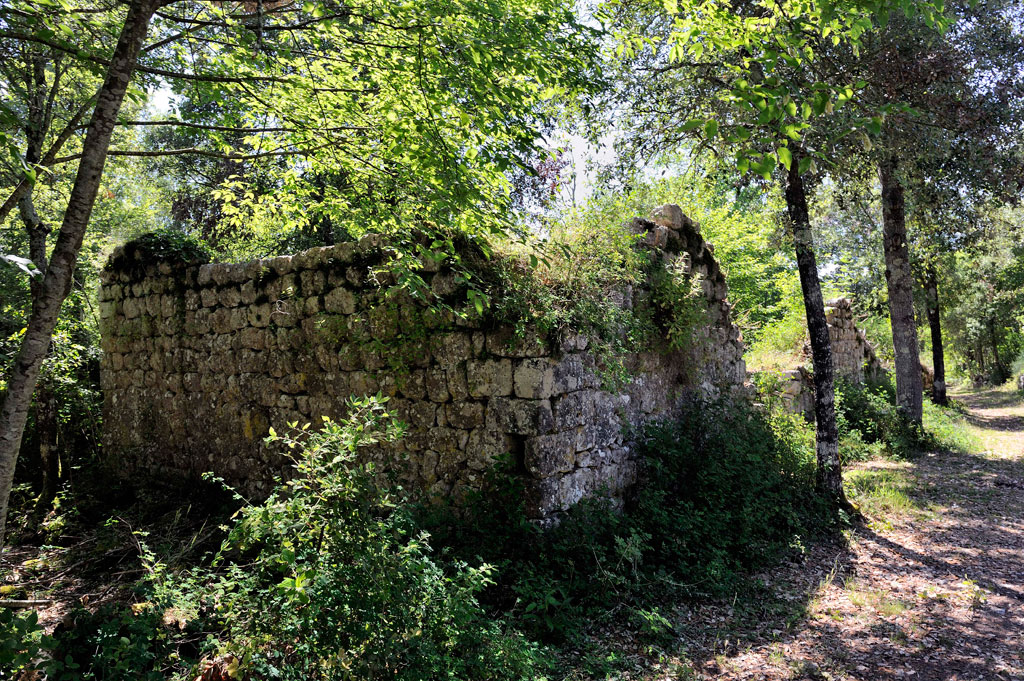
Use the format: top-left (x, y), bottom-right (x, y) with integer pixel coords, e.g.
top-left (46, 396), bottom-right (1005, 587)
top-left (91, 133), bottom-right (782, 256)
top-left (53, 142), bottom-right (334, 163)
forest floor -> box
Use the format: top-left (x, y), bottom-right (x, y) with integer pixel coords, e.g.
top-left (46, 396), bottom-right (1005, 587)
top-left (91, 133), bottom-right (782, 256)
top-left (628, 385), bottom-right (1024, 681)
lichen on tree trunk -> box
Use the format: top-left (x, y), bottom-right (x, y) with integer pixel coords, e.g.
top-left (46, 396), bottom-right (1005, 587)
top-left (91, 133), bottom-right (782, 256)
top-left (879, 156), bottom-right (924, 423)
top-left (784, 154), bottom-right (846, 505)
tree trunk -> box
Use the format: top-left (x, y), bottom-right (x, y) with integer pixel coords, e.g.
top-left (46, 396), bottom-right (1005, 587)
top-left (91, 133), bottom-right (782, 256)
top-left (923, 267), bottom-right (947, 406)
top-left (0, 0), bottom-right (160, 550)
top-left (785, 155), bottom-right (846, 506)
top-left (31, 386), bottom-right (60, 523)
top-left (989, 318), bottom-right (1005, 383)
top-left (879, 156), bottom-right (923, 423)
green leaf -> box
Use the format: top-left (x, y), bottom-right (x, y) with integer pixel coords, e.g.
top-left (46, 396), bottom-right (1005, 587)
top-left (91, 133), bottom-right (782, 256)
top-left (704, 120), bottom-right (719, 138)
top-left (777, 146), bottom-right (792, 170)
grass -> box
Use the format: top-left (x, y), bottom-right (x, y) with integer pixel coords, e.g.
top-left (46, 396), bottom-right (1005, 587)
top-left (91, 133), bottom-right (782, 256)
top-left (843, 467), bottom-right (927, 520)
top-left (923, 398), bottom-right (983, 455)
top-left (843, 578), bottom-right (909, 617)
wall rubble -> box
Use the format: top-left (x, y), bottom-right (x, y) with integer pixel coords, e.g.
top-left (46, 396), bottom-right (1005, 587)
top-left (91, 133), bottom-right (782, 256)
top-left (99, 205), bottom-right (746, 520)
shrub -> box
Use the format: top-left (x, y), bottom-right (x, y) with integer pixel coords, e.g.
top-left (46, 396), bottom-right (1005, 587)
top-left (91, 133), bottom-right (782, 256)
top-left (834, 378), bottom-right (926, 461)
top-left (105, 229), bottom-right (211, 275)
top-left (422, 398), bottom-right (827, 641)
top-left (835, 377), bottom-right (979, 461)
top-left (634, 399), bottom-right (823, 590)
top-left (44, 397), bottom-right (543, 680)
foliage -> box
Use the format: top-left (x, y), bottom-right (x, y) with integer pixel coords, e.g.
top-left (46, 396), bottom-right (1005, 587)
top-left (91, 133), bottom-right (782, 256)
top-left (41, 397), bottom-right (543, 680)
top-left (0, 608), bottom-right (51, 677)
top-left (105, 229), bottom-right (212, 274)
top-left (835, 377), bottom-right (979, 461)
top-left (602, 0), bottom-right (949, 186)
top-left (423, 398), bottom-right (827, 643)
top-left (488, 202), bottom-right (708, 388)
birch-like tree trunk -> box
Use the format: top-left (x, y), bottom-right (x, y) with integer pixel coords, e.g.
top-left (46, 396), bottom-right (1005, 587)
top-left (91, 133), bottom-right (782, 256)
top-left (784, 156), bottom-right (847, 505)
top-left (0, 0), bottom-right (162, 550)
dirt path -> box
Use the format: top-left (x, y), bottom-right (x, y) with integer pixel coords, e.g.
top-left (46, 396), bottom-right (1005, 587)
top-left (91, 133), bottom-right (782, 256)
top-left (659, 387), bottom-right (1024, 680)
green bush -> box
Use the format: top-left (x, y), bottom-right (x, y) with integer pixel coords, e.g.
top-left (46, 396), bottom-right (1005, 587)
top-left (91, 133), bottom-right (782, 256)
top-left (835, 377), bottom-right (979, 460)
top-left (105, 229), bottom-right (211, 275)
top-left (835, 378), bottom-right (926, 461)
top-left (45, 397), bottom-right (543, 680)
top-left (423, 399), bottom-right (827, 642)
top-left (0, 608), bottom-right (52, 677)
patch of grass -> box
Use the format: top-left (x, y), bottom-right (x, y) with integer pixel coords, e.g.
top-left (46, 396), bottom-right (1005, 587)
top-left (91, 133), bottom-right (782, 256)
top-left (923, 399), bottom-right (982, 454)
top-left (844, 578), bottom-right (909, 617)
top-left (844, 467), bottom-right (924, 519)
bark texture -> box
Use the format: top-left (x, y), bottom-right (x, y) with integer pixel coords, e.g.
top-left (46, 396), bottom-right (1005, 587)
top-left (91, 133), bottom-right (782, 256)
top-left (923, 267), bottom-right (947, 406)
top-left (785, 156), bottom-right (845, 504)
top-left (879, 156), bottom-right (924, 423)
top-left (0, 0), bottom-right (159, 549)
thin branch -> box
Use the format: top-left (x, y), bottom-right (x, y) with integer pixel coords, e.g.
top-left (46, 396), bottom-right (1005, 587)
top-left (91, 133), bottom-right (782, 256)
top-left (0, 31), bottom-right (297, 84)
top-left (96, 120), bottom-right (368, 134)
top-left (53, 142), bottom-right (334, 163)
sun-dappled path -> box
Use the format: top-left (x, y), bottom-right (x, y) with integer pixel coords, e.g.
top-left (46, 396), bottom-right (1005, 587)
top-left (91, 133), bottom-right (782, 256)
top-left (642, 386), bottom-right (1024, 680)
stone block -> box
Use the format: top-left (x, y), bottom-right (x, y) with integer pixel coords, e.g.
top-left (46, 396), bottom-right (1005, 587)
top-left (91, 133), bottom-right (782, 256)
top-left (514, 358), bottom-right (556, 399)
top-left (651, 203), bottom-right (685, 231)
top-left (486, 397), bottom-right (553, 435)
top-left (324, 287), bottom-right (356, 315)
top-left (466, 359), bottom-right (513, 397)
top-left (523, 431), bottom-right (576, 477)
top-left (485, 327), bottom-right (548, 358)
top-left (434, 332), bottom-right (473, 367)
top-left (425, 369), bottom-right (449, 402)
top-left (465, 428), bottom-right (516, 470)
top-left (445, 402), bottom-right (484, 429)
top-left (553, 390), bottom-right (597, 430)
top-left (266, 273), bottom-right (298, 303)
top-left (447, 366), bottom-right (469, 401)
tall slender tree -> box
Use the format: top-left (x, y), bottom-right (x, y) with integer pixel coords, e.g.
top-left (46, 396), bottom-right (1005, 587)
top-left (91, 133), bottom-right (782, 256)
top-left (601, 0), bottom-right (947, 505)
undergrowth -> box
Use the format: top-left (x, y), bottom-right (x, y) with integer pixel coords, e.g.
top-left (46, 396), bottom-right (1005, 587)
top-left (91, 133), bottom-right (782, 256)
top-left (420, 398), bottom-right (829, 648)
top-left (3, 395), bottom-right (833, 679)
top-left (9, 398), bottom-right (541, 681)
top-left (836, 377), bottom-right (979, 462)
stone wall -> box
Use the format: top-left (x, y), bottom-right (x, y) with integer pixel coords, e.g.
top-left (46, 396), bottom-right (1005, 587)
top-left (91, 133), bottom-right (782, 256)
top-left (777, 298), bottom-right (886, 420)
top-left (99, 205), bottom-right (746, 521)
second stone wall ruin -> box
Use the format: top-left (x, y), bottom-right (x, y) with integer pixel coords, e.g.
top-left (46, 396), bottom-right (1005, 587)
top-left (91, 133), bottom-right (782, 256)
top-left (777, 298), bottom-right (887, 419)
top-left (99, 205), bottom-right (746, 521)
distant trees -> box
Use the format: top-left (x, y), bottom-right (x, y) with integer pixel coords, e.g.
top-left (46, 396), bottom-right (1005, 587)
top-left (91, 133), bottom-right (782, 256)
top-left (859, 1), bottom-right (1023, 419)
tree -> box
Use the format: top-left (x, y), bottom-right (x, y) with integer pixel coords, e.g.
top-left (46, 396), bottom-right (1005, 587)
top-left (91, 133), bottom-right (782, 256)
top-left (600, 0), bottom-right (946, 505)
top-left (0, 0), bottom-right (598, 547)
top-left (856, 0), bottom-right (1024, 414)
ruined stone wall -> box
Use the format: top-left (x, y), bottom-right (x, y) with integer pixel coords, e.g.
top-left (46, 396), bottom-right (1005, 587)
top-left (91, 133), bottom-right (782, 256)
top-left (777, 298), bottom-right (886, 419)
top-left (99, 205), bottom-right (746, 520)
